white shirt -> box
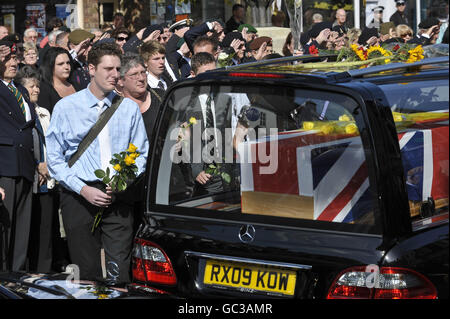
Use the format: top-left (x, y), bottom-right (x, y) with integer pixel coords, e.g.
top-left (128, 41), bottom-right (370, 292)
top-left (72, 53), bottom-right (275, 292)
top-left (164, 58), bottom-right (178, 82)
top-left (147, 72), bottom-right (167, 90)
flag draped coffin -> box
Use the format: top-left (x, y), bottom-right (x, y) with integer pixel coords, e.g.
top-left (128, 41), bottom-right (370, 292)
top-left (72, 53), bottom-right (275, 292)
top-left (239, 126), bottom-right (448, 223)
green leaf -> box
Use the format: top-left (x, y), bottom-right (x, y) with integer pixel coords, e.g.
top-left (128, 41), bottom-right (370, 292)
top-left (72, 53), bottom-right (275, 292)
top-left (118, 179), bottom-right (127, 191)
top-left (106, 167), bottom-right (110, 178)
top-left (103, 176), bottom-right (111, 185)
top-left (221, 172), bottom-right (231, 184)
top-left (110, 175), bottom-right (118, 191)
top-left (95, 169), bottom-right (105, 179)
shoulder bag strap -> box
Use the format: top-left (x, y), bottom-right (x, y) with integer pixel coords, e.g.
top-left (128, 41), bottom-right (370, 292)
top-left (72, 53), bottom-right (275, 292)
top-left (68, 95), bottom-right (124, 168)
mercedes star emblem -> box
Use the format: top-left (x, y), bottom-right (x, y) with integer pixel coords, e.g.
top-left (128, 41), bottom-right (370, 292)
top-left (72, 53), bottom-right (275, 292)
top-left (239, 225), bottom-right (256, 243)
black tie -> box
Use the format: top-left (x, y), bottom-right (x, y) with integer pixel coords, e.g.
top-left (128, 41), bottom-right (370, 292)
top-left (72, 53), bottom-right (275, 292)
top-left (204, 96), bottom-right (216, 156)
top-left (158, 80), bottom-right (165, 90)
top-left (205, 96), bottom-right (214, 129)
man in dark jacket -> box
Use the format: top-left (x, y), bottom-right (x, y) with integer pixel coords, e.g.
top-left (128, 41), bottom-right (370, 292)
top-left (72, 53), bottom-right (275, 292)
top-left (226, 4), bottom-right (245, 34)
top-left (0, 40), bottom-right (37, 271)
top-left (390, 0), bottom-right (409, 26)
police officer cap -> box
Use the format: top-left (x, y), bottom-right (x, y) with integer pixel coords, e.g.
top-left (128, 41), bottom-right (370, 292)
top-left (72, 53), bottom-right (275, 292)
top-left (169, 19), bottom-right (194, 32)
top-left (372, 6), bottom-right (384, 13)
top-left (395, 0), bottom-right (406, 5)
top-left (68, 29), bottom-right (95, 45)
top-left (418, 17), bottom-right (440, 29)
top-left (238, 24), bottom-right (258, 34)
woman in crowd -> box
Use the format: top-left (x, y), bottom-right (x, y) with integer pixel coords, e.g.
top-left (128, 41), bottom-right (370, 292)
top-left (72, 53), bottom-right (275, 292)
top-left (113, 27), bottom-right (130, 51)
top-left (15, 65), bottom-right (56, 273)
top-left (37, 47), bottom-right (79, 114)
top-left (20, 42), bottom-right (39, 69)
top-left (396, 24), bottom-right (414, 42)
top-left (347, 28), bottom-right (362, 45)
top-left (116, 53), bottom-right (164, 142)
top-left (282, 32), bottom-right (304, 57)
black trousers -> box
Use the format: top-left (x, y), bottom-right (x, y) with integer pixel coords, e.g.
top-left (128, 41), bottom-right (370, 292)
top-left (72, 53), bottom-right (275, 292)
top-left (0, 176), bottom-right (32, 271)
top-left (28, 191), bottom-right (56, 273)
top-left (60, 188), bottom-right (134, 283)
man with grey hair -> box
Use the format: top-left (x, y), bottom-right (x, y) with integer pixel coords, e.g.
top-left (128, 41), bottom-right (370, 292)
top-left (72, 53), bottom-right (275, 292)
top-left (312, 13), bottom-right (323, 24)
top-left (24, 27), bottom-right (39, 46)
top-left (332, 9), bottom-right (348, 36)
top-left (39, 30), bottom-right (64, 61)
top-left (55, 31), bottom-right (70, 51)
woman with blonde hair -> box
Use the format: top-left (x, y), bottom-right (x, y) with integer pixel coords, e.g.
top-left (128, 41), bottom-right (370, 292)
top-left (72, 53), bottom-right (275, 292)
top-left (396, 24), bottom-right (413, 42)
top-left (347, 28), bottom-right (362, 45)
top-left (21, 41), bottom-right (38, 68)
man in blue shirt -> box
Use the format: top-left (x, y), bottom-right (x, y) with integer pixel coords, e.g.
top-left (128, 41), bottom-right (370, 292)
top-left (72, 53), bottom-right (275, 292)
top-left (46, 42), bottom-right (149, 283)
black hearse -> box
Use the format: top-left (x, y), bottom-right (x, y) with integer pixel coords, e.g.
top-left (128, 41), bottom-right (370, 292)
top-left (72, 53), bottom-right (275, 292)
top-left (130, 56), bottom-right (449, 299)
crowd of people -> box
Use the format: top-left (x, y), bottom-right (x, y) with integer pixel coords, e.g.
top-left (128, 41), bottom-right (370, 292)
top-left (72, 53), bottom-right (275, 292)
top-left (0, 0), bottom-right (448, 283)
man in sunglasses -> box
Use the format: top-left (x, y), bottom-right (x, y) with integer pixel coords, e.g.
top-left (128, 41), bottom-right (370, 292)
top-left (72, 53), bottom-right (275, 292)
top-left (390, 0), bottom-right (409, 26)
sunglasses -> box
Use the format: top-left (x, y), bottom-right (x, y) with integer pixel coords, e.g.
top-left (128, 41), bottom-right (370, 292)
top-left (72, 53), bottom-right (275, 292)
top-left (401, 33), bottom-right (412, 37)
top-left (117, 37), bottom-right (129, 42)
top-left (397, 2), bottom-right (406, 6)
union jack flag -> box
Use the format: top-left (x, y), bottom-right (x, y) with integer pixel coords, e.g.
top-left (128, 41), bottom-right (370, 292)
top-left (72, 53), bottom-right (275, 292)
top-left (239, 126), bottom-right (448, 223)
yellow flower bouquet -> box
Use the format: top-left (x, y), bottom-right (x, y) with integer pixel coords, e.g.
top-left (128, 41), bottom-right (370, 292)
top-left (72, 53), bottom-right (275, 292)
top-left (92, 143), bottom-right (141, 232)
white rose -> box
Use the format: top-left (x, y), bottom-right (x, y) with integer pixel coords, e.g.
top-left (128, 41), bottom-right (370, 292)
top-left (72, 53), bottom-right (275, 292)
top-left (218, 52), bottom-right (229, 60)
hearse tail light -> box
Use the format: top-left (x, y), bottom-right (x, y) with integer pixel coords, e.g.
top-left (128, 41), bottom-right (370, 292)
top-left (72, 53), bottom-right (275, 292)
top-left (228, 72), bottom-right (286, 79)
top-left (327, 266), bottom-right (437, 299)
top-left (132, 239), bottom-right (177, 286)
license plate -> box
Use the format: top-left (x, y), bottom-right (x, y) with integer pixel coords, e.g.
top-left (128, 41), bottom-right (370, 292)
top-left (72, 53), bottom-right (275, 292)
top-left (203, 259), bottom-right (297, 296)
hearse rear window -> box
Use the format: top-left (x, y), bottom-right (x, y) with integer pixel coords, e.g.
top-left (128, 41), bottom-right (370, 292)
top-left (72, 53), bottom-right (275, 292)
top-left (153, 84), bottom-right (378, 230)
top-left (379, 78), bottom-right (449, 227)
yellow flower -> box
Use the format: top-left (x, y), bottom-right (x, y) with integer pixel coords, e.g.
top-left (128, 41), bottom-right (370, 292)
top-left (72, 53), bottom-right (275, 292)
top-left (189, 117), bottom-right (197, 125)
top-left (124, 155), bottom-right (136, 166)
top-left (345, 123), bottom-right (358, 135)
top-left (97, 294), bottom-right (109, 299)
top-left (352, 44), bottom-right (367, 61)
top-left (392, 112), bottom-right (404, 122)
top-left (113, 164), bottom-right (122, 172)
top-left (126, 143), bottom-right (137, 153)
top-left (320, 124), bottom-right (334, 135)
top-left (406, 45), bottom-right (424, 63)
top-left (303, 122), bottom-right (315, 130)
top-left (339, 114), bottom-right (351, 122)
top-left (367, 46), bottom-right (392, 64)
top-left (129, 152), bottom-right (139, 159)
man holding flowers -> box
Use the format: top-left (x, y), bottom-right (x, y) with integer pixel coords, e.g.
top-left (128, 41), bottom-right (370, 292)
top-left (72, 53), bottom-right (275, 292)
top-left (46, 42), bottom-right (149, 283)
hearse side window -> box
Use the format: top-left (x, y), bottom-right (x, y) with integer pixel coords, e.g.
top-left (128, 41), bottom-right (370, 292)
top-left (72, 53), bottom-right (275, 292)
top-left (154, 84), bottom-right (377, 227)
top-left (379, 79), bottom-right (449, 226)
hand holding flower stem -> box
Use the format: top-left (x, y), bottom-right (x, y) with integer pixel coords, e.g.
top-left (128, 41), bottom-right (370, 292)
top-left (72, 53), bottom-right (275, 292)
top-left (91, 143), bottom-right (141, 233)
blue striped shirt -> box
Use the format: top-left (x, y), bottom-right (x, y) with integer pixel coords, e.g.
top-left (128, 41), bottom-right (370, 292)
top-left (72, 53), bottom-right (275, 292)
top-left (45, 86), bottom-right (149, 194)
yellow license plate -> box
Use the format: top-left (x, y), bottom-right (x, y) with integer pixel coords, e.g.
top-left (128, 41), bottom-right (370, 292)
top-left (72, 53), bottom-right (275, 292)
top-left (203, 259), bottom-right (297, 296)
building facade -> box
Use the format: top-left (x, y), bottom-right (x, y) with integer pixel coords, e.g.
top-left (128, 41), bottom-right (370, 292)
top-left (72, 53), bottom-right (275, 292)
top-left (0, 0), bottom-right (447, 39)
